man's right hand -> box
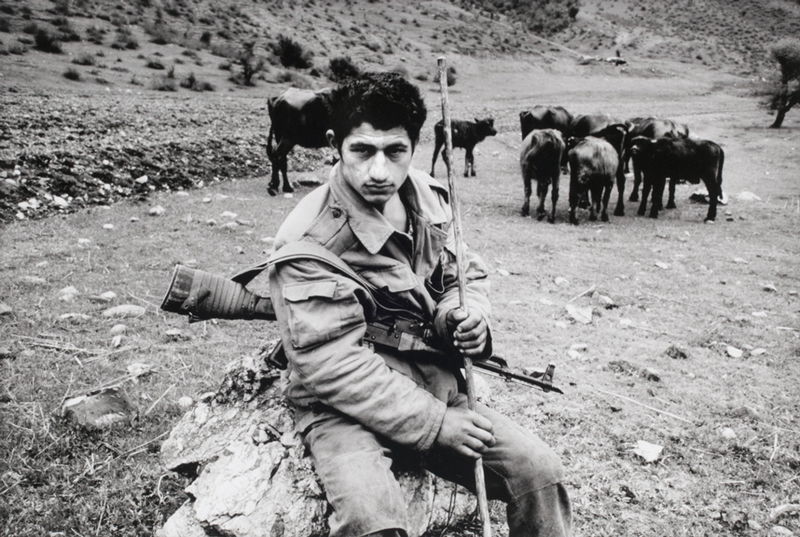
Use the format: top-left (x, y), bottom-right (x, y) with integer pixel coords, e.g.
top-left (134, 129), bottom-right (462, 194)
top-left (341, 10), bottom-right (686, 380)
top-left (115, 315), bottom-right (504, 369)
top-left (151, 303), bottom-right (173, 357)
top-left (435, 406), bottom-right (496, 459)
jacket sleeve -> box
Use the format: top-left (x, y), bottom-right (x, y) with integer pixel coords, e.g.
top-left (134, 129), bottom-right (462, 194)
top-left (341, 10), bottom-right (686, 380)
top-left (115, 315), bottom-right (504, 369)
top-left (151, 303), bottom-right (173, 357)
top-left (269, 258), bottom-right (447, 451)
top-left (432, 205), bottom-right (493, 359)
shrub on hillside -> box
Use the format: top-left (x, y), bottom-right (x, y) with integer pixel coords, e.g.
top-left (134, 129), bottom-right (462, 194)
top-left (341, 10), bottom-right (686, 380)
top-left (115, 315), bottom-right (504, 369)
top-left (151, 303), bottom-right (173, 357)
top-left (0, 17), bottom-right (10, 32)
top-left (34, 28), bottom-right (63, 53)
top-left (151, 75), bottom-right (176, 91)
top-left (328, 56), bottom-right (361, 82)
top-left (180, 72), bottom-right (215, 91)
top-left (231, 41), bottom-right (265, 86)
top-left (766, 37), bottom-right (800, 128)
top-left (145, 22), bottom-right (176, 45)
top-left (433, 64), bottom-right (457, 87)
top-left (270, 35), bottom-right (313, 69)
top-left (86, 25), bottom-right (105, 45)
top-left (199, 30), bottom-right (212, 46)
top-left (145, 58), bottom-right (165, 69)
top-left (52, 16), bottom-right (80, 41)
top-left (271, 69), bottom-right (313, 89)
top-left (71, 52), bottom-right (95, 65)
top-left (22, 22), bottom-right (38, 35)
top-left (8, 42), bottom-right (26, 54)
top-left (111, 27), bottom-right (138, 49)
top-left (63, 67), bottom-right (81, 80)
top-left (210, 42), bottom-right (237, 59)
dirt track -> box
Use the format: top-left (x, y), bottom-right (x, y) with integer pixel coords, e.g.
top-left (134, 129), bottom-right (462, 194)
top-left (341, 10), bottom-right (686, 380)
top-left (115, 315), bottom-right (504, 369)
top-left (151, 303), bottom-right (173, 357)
top-left (1, 57), bottom-right (799, 536)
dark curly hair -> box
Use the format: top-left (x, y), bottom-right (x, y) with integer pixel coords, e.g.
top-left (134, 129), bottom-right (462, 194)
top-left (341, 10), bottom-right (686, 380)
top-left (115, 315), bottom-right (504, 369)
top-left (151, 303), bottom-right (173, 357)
top-left (328, 71), bottom-right (427, 150)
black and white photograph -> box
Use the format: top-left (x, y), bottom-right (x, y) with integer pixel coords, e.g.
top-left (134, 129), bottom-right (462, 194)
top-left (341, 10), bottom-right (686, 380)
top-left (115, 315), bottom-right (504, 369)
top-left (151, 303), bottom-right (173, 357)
top-left (1, 1), bottom-right (799, 536)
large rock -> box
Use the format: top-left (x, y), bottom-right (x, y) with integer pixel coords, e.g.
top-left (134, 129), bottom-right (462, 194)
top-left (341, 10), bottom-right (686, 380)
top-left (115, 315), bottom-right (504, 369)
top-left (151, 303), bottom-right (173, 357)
top-left (157, 343), bottom-right (476, 537)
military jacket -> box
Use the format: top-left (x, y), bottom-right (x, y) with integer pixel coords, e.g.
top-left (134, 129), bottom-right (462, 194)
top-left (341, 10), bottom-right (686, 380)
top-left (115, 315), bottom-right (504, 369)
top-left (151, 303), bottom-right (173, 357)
top-left (268, 163), bottom-right (492, 451)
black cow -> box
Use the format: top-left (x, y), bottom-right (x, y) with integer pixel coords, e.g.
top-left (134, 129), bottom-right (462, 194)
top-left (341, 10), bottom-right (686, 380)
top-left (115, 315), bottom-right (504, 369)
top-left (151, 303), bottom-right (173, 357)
top-left (628, 136), bottom-right (724, 223)
top-left (567, 136), bottom-right (619, 225)
top-left (519, 106), bottom-right (573, 139)
top-left (431, 118), bottom-right (497, 177)
top-left (585, 123), bottom-right (629, 216)
top-left (569, 114), bottom-right (621, 138)
top-left (624, 117), bottom-right (689, 203)
top-left (519, 129), bottom-right (565, 223)
top-left (266, 87), bottom-right (333, 196)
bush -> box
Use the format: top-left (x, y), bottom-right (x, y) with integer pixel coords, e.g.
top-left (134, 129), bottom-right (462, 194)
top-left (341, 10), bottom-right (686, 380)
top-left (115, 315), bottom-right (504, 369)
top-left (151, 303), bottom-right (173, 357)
top-left (145, 58), bottom-right (165, 69)
top-left (270, 35), bottom-right (312, 68)
top-left (199, 30), bottom-right (212, 45)
top-left (111, 27), bottom-right (138, 50)
top-left (146, 22), bottom-right (175, 45)
top-left (34, 28), bottom-right (63, 53)
top-left (63, 67), bottom-right (81, 80)
top-left (328, 56), bottom-right (361, 82)
top-left (0, 17), bottom-right (10, 33)
top-left (766, 38), bottom-right (800, 128)
top-left (210, 42), bottom-right (237, 59)
top-left (22, 22), bottom-right (38, 35)
top-left (179, 72), bottom-right (214, 91)
top-left (433, 64), bottom-right (457, 87)
top-left (271, 69), bottom-right (313, 88)
top-left (151, 75), bottom-right (176, 91)
top-left (86, 25), bottom-right (105, 45)
top-left (71, 52), bottom-right (95, 65)
top-left (232, 41), bottom-right (265, 86)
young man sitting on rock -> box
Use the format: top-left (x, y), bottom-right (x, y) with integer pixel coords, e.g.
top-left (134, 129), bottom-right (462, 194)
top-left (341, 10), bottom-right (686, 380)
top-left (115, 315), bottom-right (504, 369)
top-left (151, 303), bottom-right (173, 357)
top-left (268, 71), bottom-right (572, 537)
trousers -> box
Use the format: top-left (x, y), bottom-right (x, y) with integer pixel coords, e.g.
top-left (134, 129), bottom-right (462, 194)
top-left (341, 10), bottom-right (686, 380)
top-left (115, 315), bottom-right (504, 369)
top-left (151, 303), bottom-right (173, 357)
top-left (298, 393), bottom-right (572, 537)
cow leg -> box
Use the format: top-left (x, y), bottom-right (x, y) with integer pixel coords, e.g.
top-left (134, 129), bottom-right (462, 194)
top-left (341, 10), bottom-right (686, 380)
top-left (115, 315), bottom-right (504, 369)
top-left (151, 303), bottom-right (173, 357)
top-left (468, 147), bottom-right (476, 177)
top-left (521, 175), bottom-right (532, 217)
top-left (614, 165), bottom-right (626, 216)
top-left (549, 174), bottom-right (559, 224)
top-left (666, 178), bottom-right (677, 209)
top-left (569, 173), bottom-right (579, 225)
top-left (536, 180), bottom-right (548, 221)
top-left (442, 146), bottom-right (451, 175)
top-left (637, 174), bottom-right (651, 216)
top-left (629, 159), bottom-right (641, 202)
top-left (268, 140), bottom-right (293, 196)
top-left (601, 182), bottom-right (612, 222)
top-left (703, 175), bottom-right (719, 223)
top-left (281, 152), bottom-right (293, 193)
top-left (430, 139), bottom-right (443, 177)
top-left (649, 175), bottom-right (665, 219)
top-left (588, 183), bottom-right (599, 221)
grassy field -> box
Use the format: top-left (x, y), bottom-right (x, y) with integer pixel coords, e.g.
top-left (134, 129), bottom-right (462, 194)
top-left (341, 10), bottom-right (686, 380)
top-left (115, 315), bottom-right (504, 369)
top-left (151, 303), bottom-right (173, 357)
top-left (2, 0), bottom-right (800, 536)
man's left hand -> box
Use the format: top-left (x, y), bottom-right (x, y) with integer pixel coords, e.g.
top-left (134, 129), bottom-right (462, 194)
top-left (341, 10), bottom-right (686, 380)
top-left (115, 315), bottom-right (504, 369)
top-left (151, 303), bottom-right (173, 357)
top-left (446, 307), bottom-right (488, 357)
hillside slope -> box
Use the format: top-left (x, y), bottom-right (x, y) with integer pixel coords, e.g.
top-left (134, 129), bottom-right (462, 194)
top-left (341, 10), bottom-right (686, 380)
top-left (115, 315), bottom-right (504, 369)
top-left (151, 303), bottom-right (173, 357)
top-left (559, 0), bottom-right (800, 76)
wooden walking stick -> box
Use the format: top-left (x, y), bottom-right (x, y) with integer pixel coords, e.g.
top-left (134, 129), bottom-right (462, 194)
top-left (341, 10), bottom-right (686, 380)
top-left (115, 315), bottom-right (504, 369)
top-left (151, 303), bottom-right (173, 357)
top-left (437, 56), bottom-right (492, 537)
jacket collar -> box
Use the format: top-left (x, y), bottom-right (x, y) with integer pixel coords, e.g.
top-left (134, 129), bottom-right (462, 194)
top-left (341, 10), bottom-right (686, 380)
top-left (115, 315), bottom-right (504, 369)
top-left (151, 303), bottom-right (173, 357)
top-left (328, 163), bottom-right (449, 255)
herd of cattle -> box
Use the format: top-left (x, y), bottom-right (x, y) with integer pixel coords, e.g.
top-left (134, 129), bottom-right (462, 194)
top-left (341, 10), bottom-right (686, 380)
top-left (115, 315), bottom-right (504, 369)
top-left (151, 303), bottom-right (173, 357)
top-left (266, 88), bottom-right (726, 224)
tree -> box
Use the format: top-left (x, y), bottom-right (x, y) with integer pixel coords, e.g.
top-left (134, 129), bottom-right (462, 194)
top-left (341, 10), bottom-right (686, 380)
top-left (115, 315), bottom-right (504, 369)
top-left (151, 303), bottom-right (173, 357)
top-left (768, 38), bottom-right (800, 128)
top-left (235, 41), bottom-right (265, 86)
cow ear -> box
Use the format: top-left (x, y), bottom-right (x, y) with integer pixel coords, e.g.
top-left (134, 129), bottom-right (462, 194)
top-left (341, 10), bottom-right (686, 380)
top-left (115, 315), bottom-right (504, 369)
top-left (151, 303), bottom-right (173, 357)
top-left (475, 117), bottom-right (480, 123)
top-left (325, 129), bottom-right (337, 150)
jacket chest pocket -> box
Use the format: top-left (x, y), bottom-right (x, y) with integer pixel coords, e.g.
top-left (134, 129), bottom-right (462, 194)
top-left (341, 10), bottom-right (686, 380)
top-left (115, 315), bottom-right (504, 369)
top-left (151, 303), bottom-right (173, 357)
top-left (359, 264), bottom-right (419, 293)
top-left (282, 280), bottom-right (364, 349)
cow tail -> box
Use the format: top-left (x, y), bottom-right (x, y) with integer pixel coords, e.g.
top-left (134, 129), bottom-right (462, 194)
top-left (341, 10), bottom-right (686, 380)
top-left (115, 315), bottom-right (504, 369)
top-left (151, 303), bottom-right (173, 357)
top-left (266, 97), bottom-right (276, 160)
top-left (266, 123), bottom-right (274, 160)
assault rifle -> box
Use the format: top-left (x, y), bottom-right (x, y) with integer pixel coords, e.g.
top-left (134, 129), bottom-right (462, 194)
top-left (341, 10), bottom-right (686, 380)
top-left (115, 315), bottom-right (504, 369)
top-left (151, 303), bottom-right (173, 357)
top-left (160, 264), bottom-right (562, 394)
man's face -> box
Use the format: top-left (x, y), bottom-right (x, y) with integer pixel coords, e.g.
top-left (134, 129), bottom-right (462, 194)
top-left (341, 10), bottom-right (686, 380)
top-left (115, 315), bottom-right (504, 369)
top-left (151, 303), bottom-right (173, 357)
top-left (337, 122), bottom-right (414, 210)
